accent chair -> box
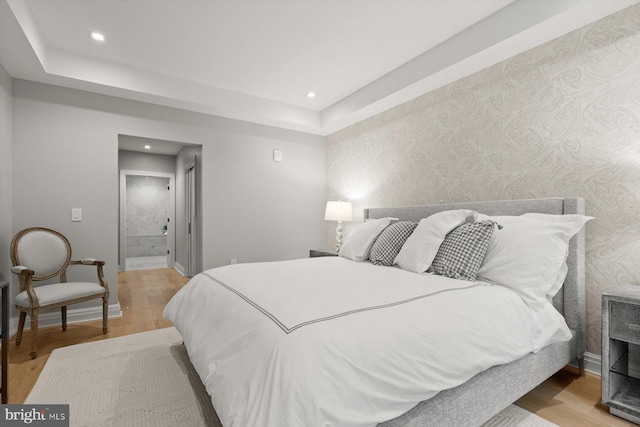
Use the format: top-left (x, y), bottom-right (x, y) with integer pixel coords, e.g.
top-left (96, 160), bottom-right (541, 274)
top-left (10, 227), bottom-right (109, 359)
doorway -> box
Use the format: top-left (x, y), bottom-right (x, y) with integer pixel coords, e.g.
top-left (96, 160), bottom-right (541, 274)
top-left (119, 170), bottom-right (176, 271)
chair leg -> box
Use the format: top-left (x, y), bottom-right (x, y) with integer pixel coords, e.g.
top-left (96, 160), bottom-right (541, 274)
top-left (61, 306), bottom-right (67, 331)
top-left (102, 297), bottom-right (108, 334)
top-left (16, 312), bottom-right (26, 345)
top-left (30, 313), bottom-right (39, 359)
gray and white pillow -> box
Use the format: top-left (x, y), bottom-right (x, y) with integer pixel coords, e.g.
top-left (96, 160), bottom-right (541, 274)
top-left (431, 220), bottom-right (498, 281)
top-left (394, 209), bottom-right (477, 273)
top-left (369, 221), bottom-right (417, 266)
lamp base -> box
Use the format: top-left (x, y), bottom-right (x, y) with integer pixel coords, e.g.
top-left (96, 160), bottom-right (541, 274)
top-left (335, 220), bottom-right (344, 252)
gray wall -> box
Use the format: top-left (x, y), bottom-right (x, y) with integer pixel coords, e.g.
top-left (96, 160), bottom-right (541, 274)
top-left (0, 64), bottom-right (12, 305)
top-left (326, 5), bottom-right (640, 356)
top-left (10, 79), bottom-right (325, 313)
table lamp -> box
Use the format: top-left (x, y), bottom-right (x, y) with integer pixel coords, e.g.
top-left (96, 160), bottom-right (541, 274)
top-left (324, 201), bottom-right (353, 251)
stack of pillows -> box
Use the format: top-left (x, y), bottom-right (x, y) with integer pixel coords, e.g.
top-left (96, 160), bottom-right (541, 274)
top-left (338, 209), bottom-right (592, 307)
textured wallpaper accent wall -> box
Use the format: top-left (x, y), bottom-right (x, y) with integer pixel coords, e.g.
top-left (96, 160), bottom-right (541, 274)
top-left (326, 5), bottom-right (640, 355)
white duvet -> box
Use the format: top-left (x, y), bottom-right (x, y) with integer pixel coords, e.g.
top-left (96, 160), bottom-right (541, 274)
top-left (164, 257), bottom-right (571, 427)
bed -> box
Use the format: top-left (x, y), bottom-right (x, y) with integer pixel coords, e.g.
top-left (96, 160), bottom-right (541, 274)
top-left (164, 197), bottom-right (587, 427)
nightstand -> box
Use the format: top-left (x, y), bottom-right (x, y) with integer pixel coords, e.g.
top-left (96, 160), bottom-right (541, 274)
top-left (309, 249), bottom-right (338, 257)
top-left (602, 285), bottom-right (640, 424)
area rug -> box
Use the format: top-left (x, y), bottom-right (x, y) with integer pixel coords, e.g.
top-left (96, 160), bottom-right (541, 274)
top-left (26, 327), bottom-right (558, 427)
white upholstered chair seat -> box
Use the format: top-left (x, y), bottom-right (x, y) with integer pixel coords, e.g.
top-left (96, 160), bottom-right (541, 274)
top-left (15, 282), bottom-right (106, 308)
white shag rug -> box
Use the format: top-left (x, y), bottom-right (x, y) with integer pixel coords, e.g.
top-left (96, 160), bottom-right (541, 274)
top-left (26, 327), bottom-right (557, 427)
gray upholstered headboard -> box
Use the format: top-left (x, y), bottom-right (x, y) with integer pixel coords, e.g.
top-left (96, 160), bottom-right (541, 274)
top-left (364, 197), bottom-right (586, 360)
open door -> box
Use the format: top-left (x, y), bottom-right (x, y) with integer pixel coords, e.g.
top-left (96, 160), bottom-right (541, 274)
top-left (185, 157), bottom-right (197, 277)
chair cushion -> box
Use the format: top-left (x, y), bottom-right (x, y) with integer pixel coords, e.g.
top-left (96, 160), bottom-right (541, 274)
top-left (15, 282), bottom-right (105, 308)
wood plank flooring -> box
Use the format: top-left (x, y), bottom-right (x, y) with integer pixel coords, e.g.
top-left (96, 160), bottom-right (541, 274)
top-left (5, 268), bottom-right (635, 426)
top-left (6, 268), bottom-right (188, 404)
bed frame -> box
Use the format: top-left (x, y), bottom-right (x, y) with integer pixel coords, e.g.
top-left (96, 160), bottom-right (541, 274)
top-left (365, 197), bottom-right (586, 427)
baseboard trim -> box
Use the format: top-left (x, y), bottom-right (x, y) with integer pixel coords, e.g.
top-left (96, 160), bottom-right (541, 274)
top-left (571, 351), bottom-right (639, 378)
top-left (8, 303), bottom-right (123, 338)
top-left (584, 351), bottom-right (601, 376)
top-left (174, 261), bottom-right (186, 276)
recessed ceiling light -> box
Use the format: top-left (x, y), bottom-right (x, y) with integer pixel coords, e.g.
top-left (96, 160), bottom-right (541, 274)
top-left (91, 32), bottom-right (105, 42)
top-left (144, 145), bottom-right (151, 150)
top-left (306, 91), bottom-right (316, 98)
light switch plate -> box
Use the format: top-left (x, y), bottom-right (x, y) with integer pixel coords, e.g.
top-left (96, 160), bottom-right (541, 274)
top-left (71, 208), bottom-right (82, 222)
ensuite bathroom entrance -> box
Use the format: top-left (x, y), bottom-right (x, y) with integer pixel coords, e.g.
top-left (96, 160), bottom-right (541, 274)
top-left (119, 170), bottom-right (176, 271)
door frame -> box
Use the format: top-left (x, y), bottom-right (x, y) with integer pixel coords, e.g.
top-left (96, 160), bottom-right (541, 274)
top-left (119, 170), bottom-right (176, 271)
top-left (185, 157), bottom-right (197, 277)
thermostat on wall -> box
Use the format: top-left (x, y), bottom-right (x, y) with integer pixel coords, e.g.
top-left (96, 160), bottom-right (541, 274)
top-left (71, 208), bottom-right (82, 222)
top-left (273, 149), bottom-right (282, 163)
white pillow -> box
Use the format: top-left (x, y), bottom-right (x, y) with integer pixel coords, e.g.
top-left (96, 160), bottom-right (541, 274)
top-left (393, 209), bottom-right (476, 273)
top-left (549, 258), bottom-right (568, 300)
top-left (339, 217), bottom-right (395, 261)
top-left (522, 213), bottom-right (579, 299)
top-left (476, 213), bottom-right (592, 307)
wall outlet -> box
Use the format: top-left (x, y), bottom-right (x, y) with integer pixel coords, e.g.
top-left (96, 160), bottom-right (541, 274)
top-left (230, 259), bottom-right (237, 265)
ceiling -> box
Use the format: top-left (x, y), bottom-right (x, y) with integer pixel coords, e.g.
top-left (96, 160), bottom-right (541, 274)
top-left (1, 0), bottom-right (637, 136)
top-left (118, 134), bottom-right (187, 156)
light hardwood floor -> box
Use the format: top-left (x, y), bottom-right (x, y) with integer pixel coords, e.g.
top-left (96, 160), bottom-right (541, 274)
top-left (7, 268), bottom-right (188, 404)
top-left (5, 268), bottom-right (635, 426)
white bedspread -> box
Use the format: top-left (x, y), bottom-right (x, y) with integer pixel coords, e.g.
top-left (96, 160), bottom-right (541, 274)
top-left (164, 257), bottom-right (570, 427)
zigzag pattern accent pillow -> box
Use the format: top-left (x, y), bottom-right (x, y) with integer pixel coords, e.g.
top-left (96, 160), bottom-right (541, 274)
top-left (369, 221), bottom-right (417, 266)
top-left (431, 220), bottom-right (498, 281)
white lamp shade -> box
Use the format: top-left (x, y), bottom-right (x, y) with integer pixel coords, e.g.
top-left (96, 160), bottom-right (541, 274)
top-left (324, 201), bottom-right (353, 221)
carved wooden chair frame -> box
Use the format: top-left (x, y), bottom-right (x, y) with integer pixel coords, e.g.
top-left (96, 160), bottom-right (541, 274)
top-left (10, 227), bottom-right (109, 358)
